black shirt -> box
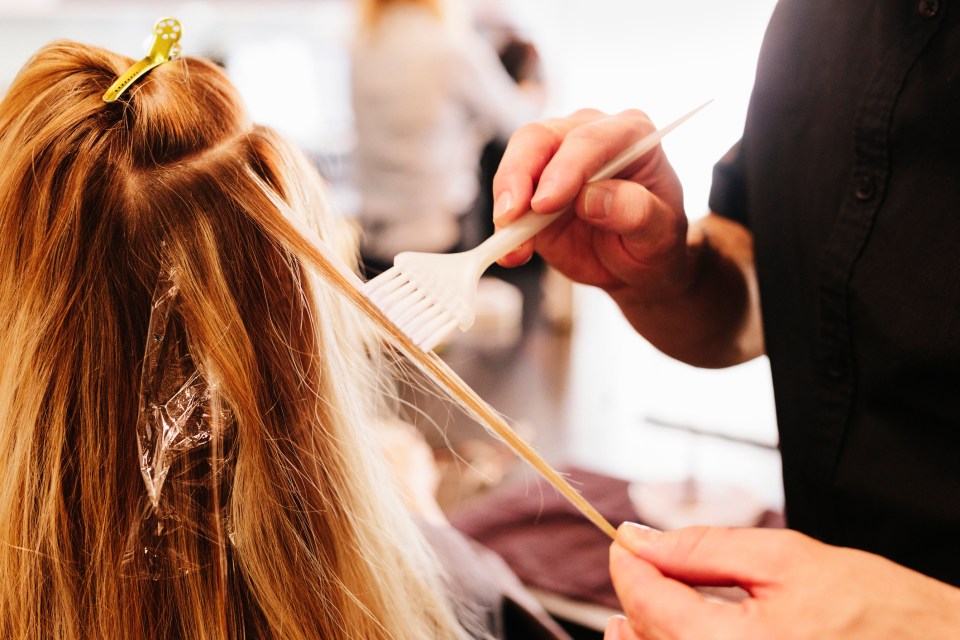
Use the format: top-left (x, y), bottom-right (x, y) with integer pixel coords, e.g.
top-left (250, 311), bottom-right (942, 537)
top-left (709, 0), bottom-right (960, 585)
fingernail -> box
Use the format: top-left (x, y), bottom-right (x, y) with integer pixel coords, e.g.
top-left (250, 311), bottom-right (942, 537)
top-left (583, 185), bottom-right (612, 220)
top-left (618, 521), bottom-right (662, 549)
top-left (493, 191), bottom-right (514, 224)
top-left (532, 176), bottom-right (558, 206)
top-left (604, 615), bottom-right (628, 640)
top-left (499, 247), bottom-right (532, 267)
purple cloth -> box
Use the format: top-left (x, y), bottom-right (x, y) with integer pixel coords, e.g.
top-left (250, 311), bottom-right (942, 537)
top-left (450, 467), bottom-right (783, 611)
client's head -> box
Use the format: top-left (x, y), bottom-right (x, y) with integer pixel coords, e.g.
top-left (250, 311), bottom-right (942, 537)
top-left (0, 41), bottom-right (463, 639)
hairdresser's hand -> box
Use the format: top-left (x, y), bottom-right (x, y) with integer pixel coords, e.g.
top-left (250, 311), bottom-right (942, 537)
top-left (493, 109), bottom-right (763, 368)
top-left (605, 523), bottom-right (960, 640)
top-left (492, 109), bottom-right (690, 301)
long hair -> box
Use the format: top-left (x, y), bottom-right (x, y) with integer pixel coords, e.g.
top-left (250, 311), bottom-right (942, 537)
top-left (0, 41), bottom-right (467, 639)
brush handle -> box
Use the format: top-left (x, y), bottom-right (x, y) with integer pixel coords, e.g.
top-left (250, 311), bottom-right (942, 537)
top-left (474, 100), bottom-right (712, 271)
top-left (473, 209), bottom-right (564, 269)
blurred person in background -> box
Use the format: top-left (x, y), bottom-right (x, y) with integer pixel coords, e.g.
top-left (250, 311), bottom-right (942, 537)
top-left (350, 0), bottom-right (541, 276)
top-left (473, 2), bottom-right (545, 254)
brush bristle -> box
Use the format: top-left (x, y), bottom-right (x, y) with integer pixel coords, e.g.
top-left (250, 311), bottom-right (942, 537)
top-left (362, 268), bottom-right (458, 350)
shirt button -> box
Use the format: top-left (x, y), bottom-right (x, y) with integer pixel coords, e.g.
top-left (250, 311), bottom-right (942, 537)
top-left (854, 176), bottom-right (875, 202)
top-left (919, 0), bottom-right (939, 18)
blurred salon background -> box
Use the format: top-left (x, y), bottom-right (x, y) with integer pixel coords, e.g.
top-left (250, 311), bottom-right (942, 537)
top-left (0, 0), bottom-right (782, 571)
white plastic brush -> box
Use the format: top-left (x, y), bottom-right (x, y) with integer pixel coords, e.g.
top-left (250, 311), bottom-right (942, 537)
top-left (362, 101), bottom-right (711, 351)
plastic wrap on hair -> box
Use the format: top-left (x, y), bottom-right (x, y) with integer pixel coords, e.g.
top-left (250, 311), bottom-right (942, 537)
top-left (123, 270), bottom-right (232, 578)
top-left (136, 272), bottom-right (212, 509)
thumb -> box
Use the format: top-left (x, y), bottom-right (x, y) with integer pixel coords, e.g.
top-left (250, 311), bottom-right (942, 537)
top-left (617, 523), bottom-right (812, 589)
top-left (609, 541), bottom-right (747, 638)
top-left (577, 180), bottom-right (672, 232)
top-left (576, 181), bottom-right (684, 262)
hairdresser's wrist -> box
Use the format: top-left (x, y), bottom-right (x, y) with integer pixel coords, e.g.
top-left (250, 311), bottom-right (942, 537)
top-left (610, 215), bottom-right (763, 367)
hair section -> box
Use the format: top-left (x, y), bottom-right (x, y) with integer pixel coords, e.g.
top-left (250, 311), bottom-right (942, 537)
top-left (0, 41), bottom-right (467, 640)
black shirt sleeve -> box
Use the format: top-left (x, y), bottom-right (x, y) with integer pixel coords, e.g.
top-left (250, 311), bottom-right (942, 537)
top-left (707, 140), bottom-right (750, 228)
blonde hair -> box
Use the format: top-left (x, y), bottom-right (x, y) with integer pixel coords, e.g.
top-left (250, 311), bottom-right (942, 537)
top-left (358, 0), bottom-right (446, 31)
top-left (0, 42), bottom-right (468, 639)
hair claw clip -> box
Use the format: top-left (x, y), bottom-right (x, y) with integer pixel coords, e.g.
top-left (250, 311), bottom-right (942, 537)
top-left (103, 17), bottom-right (182, 103)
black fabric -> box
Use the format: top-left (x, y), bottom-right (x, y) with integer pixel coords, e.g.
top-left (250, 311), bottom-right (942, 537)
top-left (709, 0), bottom-right (960, 585)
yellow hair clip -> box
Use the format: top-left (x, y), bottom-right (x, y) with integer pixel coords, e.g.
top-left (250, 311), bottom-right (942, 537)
top-left (103, 18), bottom-right (182, 102)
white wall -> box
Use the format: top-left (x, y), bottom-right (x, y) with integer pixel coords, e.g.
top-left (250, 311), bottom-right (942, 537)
top-left (508, 0), bottom-right (777, 217)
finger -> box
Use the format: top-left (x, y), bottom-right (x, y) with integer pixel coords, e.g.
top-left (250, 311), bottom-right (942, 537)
top-left (496, 239), bottom-right (534, 268)
top-left (603, 615), bottom-right (641, 640)
top-left (530, 109), bottom-right (656, 215)
top-left (575, 180), bottom-right (683, 261)
top-left (493, 112), bottom-right (601, 226)
top-left (617, 523), bottom-right (817, 589)
top-left (610, 543), bottom-right (745, 639)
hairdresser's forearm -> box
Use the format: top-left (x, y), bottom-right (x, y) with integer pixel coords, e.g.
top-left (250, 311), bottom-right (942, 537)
top-left (609, 213), bottom-right (764, 368)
